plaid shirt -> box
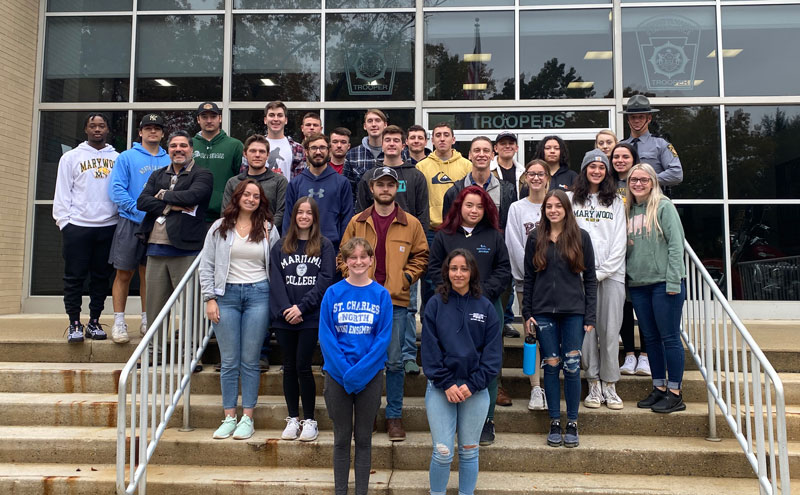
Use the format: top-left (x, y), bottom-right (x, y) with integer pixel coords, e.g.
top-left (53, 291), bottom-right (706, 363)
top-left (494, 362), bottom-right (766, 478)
top-left (238, 135), bottom-right (306, 178)
top-left (343, 143), bottom-right (383, 203)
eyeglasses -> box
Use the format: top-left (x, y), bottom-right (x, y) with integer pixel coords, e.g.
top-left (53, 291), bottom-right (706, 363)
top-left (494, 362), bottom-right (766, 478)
top-left (526, 172), bottom-right (546, 179)
top-left (309, 146), bottom-right (329, 152)
top-left (629, 177), bottom-right (652, 185)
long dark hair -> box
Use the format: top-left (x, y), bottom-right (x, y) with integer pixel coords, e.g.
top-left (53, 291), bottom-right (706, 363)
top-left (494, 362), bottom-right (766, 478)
top-left (610, 142), bottom-right (640, 182)
top-left (217, 179), bottom-right (273, 242)
top-left (533, 190), bottom-right (585, 273)
top-left (282, 196), bottom-right (322, 257)
top-left (438, 248), bottom-right (482, 303)
top-left (571, 163), bottom-right (618, 207)
top-left (439, 185), bottom-right (500, 234)
top-left (535, 135), bottom-right (570, 170)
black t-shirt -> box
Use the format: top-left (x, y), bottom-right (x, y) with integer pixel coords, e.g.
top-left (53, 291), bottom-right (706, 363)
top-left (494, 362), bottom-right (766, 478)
top-left (498, 164), bottom-right (516, 185)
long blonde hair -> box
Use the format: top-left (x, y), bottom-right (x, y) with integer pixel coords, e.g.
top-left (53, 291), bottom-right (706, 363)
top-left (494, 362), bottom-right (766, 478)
top-left (625, 163), bottom-right (664, 236)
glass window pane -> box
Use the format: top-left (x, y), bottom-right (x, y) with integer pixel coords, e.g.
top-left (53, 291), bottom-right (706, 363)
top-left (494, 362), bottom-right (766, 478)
top-left (429, 110), bottom-right (609, 131)
top-left (138, 0), bottom-right (223, 9)
top-left (522, 139), bottom-right (596, 172)
top-left (730, 204), bottom-right (800, 301)
top-left (324, 109), bottom-right (414, 147)
top-left (235, 0), bottom-right (319, 8)
top-left (130, 111), bottom-right (197, 146)
top-left (36, 111), bottom-right (128, 201)
top-left (230, 109), bottom-right (318, 144)
top-left (427, 0), bottom-right (512, 7)
top-left (233, 15), bottom-right (320, 101)
top-left (31, 205), bottom-right (67, 295)
top-left (135, 15), bottom-right (223, 102)
top-left (621, 7), bottom-right (718, 97)
top-left (327, 0), bottom-right (412, 8)
top-left (47, 0), bottom-right (131, 11)
top-left (726, 106), bottom-right (800, 200)
top-left (424, 12), bottom-right (513, 101)
top-left (326, 14), bottom-right (415, 101)
top-left (676, 204), bottom-right (726, 291)
top-left (522, 0), bottom-right (607, 6)
top-left (519, 10), bottom-right (612, 99)
top-left (43, 17), bottom-right (131, 102)
top-left (722, 6), bottom-right (800, 97)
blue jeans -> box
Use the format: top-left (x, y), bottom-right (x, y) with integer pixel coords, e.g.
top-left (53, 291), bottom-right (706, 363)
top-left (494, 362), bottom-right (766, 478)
top-left (536, 314), bottom-right (585, 421)
top-left (402, 281), bottom-right (419, 362)
top-left (386, 305), bottom-right (407, 419)
top-left (629, 281), bottom-right (686, 390)
top-left (503, 290), bottom-right (515, 325)
top-left (215, 281), bottom-right (269, 409)
top-left (425, 380), bottom-right (490, 495)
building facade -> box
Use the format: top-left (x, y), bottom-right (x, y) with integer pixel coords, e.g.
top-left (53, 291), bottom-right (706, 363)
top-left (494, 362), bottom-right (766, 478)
top-left (6, 0), bottom-right (800, 316)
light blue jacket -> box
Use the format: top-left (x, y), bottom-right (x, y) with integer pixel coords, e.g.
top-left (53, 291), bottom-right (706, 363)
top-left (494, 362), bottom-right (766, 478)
top-left (109, 142), bottom-right (169, 223)
top-left (198, 218), bottom-right (279, 301)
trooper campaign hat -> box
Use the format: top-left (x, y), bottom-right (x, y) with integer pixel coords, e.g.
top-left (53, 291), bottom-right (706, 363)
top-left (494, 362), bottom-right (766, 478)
top-left (621, 94), bottom-right (660, 114)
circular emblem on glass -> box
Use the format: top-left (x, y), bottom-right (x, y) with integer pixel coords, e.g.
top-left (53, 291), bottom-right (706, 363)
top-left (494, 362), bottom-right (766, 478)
top-left (648, 41), bottom-right (689, 79)
top-left (354, 52), bottom-right (387, 81)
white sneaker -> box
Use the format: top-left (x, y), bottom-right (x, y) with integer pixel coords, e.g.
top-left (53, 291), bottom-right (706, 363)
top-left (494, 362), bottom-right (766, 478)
top-left (620, 354), bottom-right (637, 375)
top-left (281, 417), bottom-right (301, 440)
top-left (140, 320), bottom-right (148, 337)
top-left (602, 382), bottom-right (624, 410)
top-left (584, 380), bottom-right (603, 408)
top-left (528, 386), bottom-right (547, 411)
top-left (299, 419), bottom-right (319, 442)
top-left (635, 355), bottom-right (652, 376)
top-left (111, 321), bottom-right (130, 344)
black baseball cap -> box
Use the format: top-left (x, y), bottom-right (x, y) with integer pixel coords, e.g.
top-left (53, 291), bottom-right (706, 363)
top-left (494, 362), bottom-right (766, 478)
top-left (369, 166), bottom-right (399, 183)
top-left (495, 131), bottom-right (518, 143)
top-left (139, 113), bottom-right (165, 129)
top-left (196, 102), bottom-right (222, 116)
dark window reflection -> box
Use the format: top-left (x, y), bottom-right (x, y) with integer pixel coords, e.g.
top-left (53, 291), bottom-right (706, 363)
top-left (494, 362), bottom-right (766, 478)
top-left (426, 0), bottom-right (511, 6)
top-left (729, 205), bottom-right (800, 301)
top-left (324, 110), bottom-right (414, 147)
top-left (722, 7), bottom-right (800, 97)
top-left (36, 111), bottom-right (128, 201)
top-left (519, 10), bottom-right (613, 99)
top-left (230, 109), bottom-right (316, 145)
top-left (135, 15), bottom-right (223, 102)
top-left (621, 7), bottom-right (719, 97)
top-left (326, 13), bottom-right (415, 101)
top-left (633, 106), bottom-right (721, 199)
top-left (424, 12), bottom-right (513, 101)
top-left (429, 111), bottom-right (608, 131)
top-left (233, 15), bottom-right (321, 101)
top-left (235, 0), bottom-right (319, 7)
top-left (43, 17), bottom-right (131, 102)
top-left (138, 0), bottom-right (223, 8)
top-left (47, 0), bottom-right (130, 11)
top-left (675, 204), bottom-right (725, 291)
top-left (726, 106), bottom-right (800, 200)
top-left (130, 111), bottom-right (197, 148)
top-left (328, 0), bottom-right (412, 8)
top-left (523, 139), bottom-right (595, 173)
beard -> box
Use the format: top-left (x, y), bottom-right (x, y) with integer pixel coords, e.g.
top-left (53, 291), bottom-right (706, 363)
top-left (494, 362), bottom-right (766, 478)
top-left (374, 194), bottom-right (395, 206)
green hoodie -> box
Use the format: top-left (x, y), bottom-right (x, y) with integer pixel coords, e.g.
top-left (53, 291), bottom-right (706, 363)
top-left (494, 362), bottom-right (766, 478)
top-left (626, 199), bottom-right (686, 293)
top-left (193, 130), bottom-right (244, 220)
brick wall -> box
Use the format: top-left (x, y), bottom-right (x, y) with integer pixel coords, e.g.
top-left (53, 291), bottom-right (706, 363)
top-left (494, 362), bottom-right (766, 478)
top-left (0, 1), bottom-right (39, 314)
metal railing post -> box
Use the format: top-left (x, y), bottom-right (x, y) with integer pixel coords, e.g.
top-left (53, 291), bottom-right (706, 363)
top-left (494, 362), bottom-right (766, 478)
top-left (181, 281), bottom-right (194, 432)
top-left (703, 282), bottom-right (719, 441)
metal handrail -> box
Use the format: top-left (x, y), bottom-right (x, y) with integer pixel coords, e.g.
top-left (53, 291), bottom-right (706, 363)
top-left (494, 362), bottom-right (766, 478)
top-left (682, 240), bottom-right (790, 495)
top-left (115, 256), bottom-right (212, 494)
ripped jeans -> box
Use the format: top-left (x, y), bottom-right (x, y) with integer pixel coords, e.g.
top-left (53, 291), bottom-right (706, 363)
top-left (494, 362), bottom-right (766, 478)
top-left (425, 379), bottom-right (490, 495)
top-left (535, 314), bottom-right (585, 421)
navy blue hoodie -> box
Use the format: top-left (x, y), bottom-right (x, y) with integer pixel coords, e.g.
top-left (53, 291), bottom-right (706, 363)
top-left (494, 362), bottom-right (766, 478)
top-left (422, 291), bottom-right (502, 393)
top-left (269, 237), bottom-right (336, 330)
top-left (283, 165), bottom-right (354, 243)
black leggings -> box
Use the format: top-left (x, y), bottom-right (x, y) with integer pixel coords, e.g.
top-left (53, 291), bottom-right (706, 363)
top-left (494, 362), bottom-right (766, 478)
top-left (620, 300), bottom-right (647, 354)
top-left (276, 328), bottom-right (318, 419)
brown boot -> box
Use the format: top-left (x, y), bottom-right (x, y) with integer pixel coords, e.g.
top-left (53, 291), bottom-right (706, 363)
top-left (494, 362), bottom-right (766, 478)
top-left (496, 387), bottom-right (513, 407)
top-left (386, 418), bottom-right (406, 442)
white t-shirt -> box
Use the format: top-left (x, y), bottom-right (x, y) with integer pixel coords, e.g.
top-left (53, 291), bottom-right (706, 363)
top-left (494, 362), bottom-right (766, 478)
top-left (267, 137), bottom-right (293, 178)
top-left (227, 232), bottom-right (268, 284)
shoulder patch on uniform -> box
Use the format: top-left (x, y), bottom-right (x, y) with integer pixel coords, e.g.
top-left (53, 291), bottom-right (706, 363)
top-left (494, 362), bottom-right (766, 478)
top-left (667, 143), bottom-right (679, 157)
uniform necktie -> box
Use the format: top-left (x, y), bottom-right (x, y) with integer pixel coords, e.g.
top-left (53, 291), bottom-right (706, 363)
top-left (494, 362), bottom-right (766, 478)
top-left (631, 137), bottom-right (639, 155)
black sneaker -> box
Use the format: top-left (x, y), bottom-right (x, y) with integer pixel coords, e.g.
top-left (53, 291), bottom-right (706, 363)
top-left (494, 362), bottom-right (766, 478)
top-left (479, 420), bottom-right (495, 446)
top-left (564, 421), bottom-right (579, 448)
top-left (259, 358), bottom-right (270, 372)
top-left (502, 324), bottom-right (520, 338)
top-left (85, 320), bottom-right (107, 340)
top-left (66, 321), bottom-right (85, 343)
top-left (547, 419), bottom-right (563, 447)
top-left (651, 391), bottom-right (686, 413)
top-left (637, 387), bottom-right (668, 408)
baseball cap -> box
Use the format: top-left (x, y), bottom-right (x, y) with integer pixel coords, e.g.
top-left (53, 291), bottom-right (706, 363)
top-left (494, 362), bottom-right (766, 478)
top-left (580, 150), bottom-right (610, 170)
top-left (495, 131), bottom-right (518, 143)
top-left (369, 166), bottom-right (399, 183)
top-left (196, 102), bottom-right (222, 116)
top-left (139, 113), bottom-right (165, 129)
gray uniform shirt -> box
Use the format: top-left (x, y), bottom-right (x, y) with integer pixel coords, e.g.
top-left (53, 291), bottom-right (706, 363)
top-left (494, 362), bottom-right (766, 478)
top-left (622, 131), bottom-right (683, 187)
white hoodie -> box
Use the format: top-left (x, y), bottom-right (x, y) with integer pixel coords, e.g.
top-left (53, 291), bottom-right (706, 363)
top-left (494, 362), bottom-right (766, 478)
top-left (53, 141), bottom-right (119, 230)
top-left (567, 191), bottom-right (626, 283)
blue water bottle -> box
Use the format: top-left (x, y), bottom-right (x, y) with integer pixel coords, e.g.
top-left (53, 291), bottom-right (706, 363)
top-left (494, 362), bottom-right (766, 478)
top-left (523, 325), bottom-right (538, 376)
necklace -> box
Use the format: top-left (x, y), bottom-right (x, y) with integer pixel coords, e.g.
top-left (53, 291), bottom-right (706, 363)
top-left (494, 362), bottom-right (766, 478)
top-left (235, 221), bottom-right (251, 237)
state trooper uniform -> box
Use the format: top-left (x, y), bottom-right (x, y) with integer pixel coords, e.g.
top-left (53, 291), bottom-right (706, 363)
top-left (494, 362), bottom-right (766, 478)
top-left (621, 95), bottom-right (683, 188)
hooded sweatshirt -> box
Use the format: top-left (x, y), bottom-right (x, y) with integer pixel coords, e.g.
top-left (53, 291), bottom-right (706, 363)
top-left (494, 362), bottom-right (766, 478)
top-left (283, 165), bottom-right (354, 243)
top-left (568, 192), bottom-right (626, 283)
top-left (421, 291), bottom-right (502, 393)
top-left (223, 169), bottom-right (288, 231)
top-left (551, 164), bottom-right (578, 191)
top-left (355, 160), bottom-right (430, 230)
top-left (415, 150), bottom-right (472, 228)
top-left (318, 279), bottom-right (393, 394)
top-left (53, 142), bottom-right (119, 230)
top-left (192, 130), bottom-right (244, 220)
top-left (109, 142), bottom-right (169, 224)
top-left (626, 199), bottom-right (686, 293)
